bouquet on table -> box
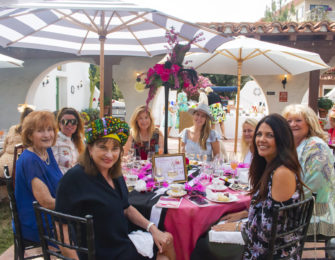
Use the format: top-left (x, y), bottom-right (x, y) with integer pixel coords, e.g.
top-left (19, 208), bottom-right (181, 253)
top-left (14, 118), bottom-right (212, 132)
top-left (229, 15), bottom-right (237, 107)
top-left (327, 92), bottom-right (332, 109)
top-left (142, 28), bottom-right (205, 106)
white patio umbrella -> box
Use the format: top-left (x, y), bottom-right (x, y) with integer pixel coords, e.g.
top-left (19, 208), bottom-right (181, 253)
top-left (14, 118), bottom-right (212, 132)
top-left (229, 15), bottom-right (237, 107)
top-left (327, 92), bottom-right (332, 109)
top-left (0, 53), bottom-right (23, 68)
top-left (185, 36), bottom-right (329, 152)
top-left (0, 0), bottom-right (231, 118)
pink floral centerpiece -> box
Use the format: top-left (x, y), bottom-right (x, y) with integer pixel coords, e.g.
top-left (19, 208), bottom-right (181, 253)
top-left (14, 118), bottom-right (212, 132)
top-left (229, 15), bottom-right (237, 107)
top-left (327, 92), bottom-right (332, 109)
top-left (143, 28), bottom-right (204, 106)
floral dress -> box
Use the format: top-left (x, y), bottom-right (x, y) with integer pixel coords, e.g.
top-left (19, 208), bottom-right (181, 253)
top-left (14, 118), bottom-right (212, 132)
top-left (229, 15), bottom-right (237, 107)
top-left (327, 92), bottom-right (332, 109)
top-left (176, 91), bottom-right (188, 128)
top-left (297, 136), bottom-right (335, 236)
top-left (132, 129), bottom-right (160, 160)
top-left (241, 173), bottom-right (301, 259)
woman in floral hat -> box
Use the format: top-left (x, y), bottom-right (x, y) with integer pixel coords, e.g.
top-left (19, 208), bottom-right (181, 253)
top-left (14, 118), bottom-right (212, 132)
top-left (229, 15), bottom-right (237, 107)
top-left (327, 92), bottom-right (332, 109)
top-left (56, 116), bottom-right (176, 260)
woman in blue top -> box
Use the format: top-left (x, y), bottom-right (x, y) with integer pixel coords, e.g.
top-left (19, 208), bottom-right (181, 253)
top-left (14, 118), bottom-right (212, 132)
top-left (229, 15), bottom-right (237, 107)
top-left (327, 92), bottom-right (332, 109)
top-left (15, 111), bottom-right (63, 242)
top-left (180, 103), bottom-right (220, 161)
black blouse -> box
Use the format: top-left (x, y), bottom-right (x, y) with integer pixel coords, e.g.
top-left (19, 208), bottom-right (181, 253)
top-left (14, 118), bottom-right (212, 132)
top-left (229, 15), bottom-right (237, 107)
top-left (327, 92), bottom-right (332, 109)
top-left (55, 165), bottom-right (147, 260)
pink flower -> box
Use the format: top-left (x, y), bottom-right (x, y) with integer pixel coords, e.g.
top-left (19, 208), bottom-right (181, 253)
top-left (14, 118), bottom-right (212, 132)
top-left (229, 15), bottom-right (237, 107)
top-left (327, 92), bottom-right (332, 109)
top-left (147, 67), bottom-right (155, 79)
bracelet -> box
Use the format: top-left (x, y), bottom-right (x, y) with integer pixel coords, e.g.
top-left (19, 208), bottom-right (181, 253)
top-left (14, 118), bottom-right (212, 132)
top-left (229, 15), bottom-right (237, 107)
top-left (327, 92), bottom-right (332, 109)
top-left (146, 222), bottom-right (155, 232)
top-left (235, 221), bottom-right (241, 231)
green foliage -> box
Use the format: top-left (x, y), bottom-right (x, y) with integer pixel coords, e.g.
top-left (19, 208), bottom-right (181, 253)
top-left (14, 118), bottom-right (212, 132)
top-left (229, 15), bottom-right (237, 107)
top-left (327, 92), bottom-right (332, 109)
top-left (88, 64), bottom-right (100, 109)
top-left (112, 80), bottom-right (124, 100)
top-left (201, 73), bottom-right (252, 99)
top-left (81, 108), bottom-right (100, 124)
top-left (317, 97), bottom-right (333, 110)
top-left (0, 201), bottom-right (13, 254)
top-left (263, 0), bottom-right (292, 22)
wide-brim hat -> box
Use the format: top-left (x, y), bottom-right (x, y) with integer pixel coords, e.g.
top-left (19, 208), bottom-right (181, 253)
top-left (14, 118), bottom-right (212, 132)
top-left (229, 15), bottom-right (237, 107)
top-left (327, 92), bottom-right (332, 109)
top-left (188, 103), bottom-right (214, 121)
top-left (85, 116), bottom-right (130, 145)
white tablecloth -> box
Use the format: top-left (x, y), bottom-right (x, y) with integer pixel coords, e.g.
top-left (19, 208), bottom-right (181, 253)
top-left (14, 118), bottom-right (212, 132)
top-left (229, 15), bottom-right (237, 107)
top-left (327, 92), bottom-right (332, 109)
top-left (224, 114), bottom-right (265, 139)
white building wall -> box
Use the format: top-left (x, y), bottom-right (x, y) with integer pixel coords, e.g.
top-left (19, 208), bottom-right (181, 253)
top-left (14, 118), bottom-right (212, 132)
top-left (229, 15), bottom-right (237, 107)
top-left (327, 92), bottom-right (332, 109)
top-left (31, 62), bottom-right (94, 112)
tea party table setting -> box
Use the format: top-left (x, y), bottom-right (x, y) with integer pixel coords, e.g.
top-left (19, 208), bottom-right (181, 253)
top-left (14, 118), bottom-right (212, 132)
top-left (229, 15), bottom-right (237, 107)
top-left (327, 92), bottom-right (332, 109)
top-left (124, 154), bottom-right (251, 260)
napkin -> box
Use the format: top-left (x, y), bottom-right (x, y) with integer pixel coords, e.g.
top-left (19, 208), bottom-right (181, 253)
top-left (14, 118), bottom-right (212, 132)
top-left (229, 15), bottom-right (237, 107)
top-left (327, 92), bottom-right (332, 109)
top-left (209, 219), bottom-right (247, 245)
top-left (134, 179), bottom-right (147, 192)
top-left (128, 230), bottom-right (154, 258)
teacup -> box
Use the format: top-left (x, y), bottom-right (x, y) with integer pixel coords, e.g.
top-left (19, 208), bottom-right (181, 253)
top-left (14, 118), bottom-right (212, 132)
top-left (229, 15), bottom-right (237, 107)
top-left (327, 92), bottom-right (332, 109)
top-left (170, 183), bottom-right (184, 193)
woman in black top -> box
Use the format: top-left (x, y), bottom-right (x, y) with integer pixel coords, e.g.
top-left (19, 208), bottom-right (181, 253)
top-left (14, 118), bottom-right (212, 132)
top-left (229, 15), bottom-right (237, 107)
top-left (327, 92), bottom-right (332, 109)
top-left (56, 117), bottom-right (176, 260)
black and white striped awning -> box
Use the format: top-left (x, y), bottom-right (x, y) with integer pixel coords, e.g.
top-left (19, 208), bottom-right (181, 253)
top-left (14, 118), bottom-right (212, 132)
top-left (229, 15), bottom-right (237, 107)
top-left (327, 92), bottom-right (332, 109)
top-left (0, 0), bottom-right (232, 57)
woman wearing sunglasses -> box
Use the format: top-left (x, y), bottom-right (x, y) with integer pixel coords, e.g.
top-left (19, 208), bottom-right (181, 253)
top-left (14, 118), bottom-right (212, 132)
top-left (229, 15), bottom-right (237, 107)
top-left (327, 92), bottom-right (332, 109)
top-left (52, 107), bottom-right (85, 174)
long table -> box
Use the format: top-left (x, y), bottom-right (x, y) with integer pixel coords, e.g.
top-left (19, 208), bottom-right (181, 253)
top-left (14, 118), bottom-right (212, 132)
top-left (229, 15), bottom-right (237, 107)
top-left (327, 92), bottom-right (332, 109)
top-left (129, 189), bottom-right (250, 260)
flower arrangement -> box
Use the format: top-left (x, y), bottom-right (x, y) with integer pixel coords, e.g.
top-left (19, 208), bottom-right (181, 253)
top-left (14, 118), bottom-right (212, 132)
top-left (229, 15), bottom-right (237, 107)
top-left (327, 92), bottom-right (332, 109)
top-left (143, 28), bottom-right (204, 105)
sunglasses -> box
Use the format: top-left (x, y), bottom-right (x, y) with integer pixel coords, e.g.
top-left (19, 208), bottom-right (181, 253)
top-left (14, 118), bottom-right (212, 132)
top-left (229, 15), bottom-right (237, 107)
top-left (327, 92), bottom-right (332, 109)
top-left (61, 119), bottom-right (78, 126)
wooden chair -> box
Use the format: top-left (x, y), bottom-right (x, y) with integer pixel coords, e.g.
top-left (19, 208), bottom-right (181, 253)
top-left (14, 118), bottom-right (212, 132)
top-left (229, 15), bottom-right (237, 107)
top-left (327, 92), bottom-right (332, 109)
top-left (267, 194), bottom-right (315, 259)
top-left (33, 201), bottom-right (95, 260)
top-left (3, 165), bottom-right (42, 260)
top-left (12, 143), bottom-right (25, 189)
top-left (178, 111), bottom-right (193, 153)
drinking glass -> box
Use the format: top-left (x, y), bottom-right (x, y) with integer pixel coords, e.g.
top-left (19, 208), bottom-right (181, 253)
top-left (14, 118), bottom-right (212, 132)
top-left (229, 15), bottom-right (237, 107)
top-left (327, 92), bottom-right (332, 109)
top-left (229, 152), bottom-right (239, 181)
top-left (155, 167), bottom-right (164, 188)
top-left (167, 162), bottom-right (178, 185)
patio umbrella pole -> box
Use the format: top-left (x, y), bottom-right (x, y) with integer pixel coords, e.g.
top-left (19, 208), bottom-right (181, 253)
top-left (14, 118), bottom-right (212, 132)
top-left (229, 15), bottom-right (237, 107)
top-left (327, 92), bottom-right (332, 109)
top-left (234, 60), bottom-right (242, 153)
top-left (164, 84), bottom-right (169, 154)
top-left (99, 35), bottom-right (105, 119)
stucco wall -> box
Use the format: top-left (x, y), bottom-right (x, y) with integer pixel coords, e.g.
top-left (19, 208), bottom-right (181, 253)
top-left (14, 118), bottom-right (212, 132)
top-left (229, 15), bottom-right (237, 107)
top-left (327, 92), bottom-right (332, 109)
top-left (112, 55), bottom-right (163, 123)
top-left (0, 57), bottom-right (94, 130)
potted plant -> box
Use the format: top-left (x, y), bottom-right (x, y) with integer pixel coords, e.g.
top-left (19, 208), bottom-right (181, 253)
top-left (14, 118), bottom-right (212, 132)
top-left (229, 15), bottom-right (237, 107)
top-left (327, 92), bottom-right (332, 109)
top-left (317, 97), bottom-right (333, 118)
top-left (103, 96), bottom-right (111, 116)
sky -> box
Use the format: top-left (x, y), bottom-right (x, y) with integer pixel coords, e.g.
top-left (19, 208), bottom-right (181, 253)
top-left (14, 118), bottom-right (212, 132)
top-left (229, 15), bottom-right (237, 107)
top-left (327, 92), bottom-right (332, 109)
top-left (136, 0), bottom-right (274, 23)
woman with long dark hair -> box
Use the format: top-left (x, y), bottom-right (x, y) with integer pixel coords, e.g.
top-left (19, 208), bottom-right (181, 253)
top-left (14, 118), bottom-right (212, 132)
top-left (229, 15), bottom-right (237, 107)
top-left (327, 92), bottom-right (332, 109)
top-left (211, 114), bottom-right (305, 259)
top-left (52, 107), bottom-right (85, 174)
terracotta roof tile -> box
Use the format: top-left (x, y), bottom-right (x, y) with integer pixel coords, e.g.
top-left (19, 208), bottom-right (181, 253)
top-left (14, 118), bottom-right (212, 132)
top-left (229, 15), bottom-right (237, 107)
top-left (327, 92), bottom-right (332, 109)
top-left (199, 21), bottom-right (335, 34)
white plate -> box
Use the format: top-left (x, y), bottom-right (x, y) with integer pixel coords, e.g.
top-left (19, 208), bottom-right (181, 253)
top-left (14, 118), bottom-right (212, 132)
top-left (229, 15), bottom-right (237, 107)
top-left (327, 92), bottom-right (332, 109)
top-left (207, 184), bottom-right (228, 192)
top-left (206, 194), bottom-right (239, 203)
top-left (167, 190), bottom-right (187, 198)
top-left (229, 183), bottom-right (250, 192)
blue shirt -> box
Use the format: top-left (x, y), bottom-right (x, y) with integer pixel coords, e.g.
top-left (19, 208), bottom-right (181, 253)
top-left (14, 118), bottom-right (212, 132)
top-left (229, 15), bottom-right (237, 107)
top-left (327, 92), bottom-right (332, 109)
top-left (15, 148), bottom-right (63, 242)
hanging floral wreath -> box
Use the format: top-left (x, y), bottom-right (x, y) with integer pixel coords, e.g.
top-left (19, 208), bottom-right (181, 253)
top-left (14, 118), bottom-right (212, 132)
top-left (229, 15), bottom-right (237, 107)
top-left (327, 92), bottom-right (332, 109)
top-left (142, 28), bottom-right (205, 106)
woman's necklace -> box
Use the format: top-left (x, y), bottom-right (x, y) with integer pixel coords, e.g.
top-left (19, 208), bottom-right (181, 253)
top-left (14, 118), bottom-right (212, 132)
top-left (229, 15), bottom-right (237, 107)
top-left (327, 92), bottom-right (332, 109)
top-left (32, 148), bottom-right (50, 165)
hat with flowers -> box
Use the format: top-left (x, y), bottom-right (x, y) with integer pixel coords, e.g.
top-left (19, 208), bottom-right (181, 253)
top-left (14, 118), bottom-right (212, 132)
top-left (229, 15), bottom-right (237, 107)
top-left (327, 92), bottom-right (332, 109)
top-left (85, 116), bottom-right (129, 145)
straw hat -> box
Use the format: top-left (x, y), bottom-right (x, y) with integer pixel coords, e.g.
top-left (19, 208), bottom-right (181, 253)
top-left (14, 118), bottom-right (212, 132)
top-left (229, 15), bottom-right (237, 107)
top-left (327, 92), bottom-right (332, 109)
top-left (188, 103), bottom-right (214, 121)
top-left (204, 86), bottom-right (213, 94)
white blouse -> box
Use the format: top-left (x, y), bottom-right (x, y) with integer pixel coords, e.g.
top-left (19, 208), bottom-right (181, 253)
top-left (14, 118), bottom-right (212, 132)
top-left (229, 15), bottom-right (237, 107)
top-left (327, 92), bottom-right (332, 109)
top-left (52, 132), bottom-right (79, 174)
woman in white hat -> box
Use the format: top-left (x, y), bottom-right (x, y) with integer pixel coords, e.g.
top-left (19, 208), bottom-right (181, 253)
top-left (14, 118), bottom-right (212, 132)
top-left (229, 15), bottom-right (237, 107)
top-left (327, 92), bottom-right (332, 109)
top-left (180, 103), bottom-right (220, 161)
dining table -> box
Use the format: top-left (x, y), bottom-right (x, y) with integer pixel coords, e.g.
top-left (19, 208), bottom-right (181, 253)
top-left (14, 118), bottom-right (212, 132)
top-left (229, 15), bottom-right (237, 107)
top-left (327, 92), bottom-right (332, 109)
top-left (128, 166), bottom-right (251, 260)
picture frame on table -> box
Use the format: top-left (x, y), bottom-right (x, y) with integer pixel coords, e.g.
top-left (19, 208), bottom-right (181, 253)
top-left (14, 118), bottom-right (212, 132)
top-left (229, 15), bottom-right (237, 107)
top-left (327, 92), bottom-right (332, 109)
top-left (152, 153), bottom-right (187, 183)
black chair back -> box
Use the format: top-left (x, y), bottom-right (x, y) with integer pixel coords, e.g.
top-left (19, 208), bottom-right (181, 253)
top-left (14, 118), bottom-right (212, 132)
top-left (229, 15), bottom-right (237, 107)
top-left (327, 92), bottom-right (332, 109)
top-left (3, 165), bottom-right (42, 260)
top-left (12, 143), bottom-right (25, 190)
top-left (267, 194), bottom-right (315, 260)
top-left (33, 201), bottom-right (95, 260)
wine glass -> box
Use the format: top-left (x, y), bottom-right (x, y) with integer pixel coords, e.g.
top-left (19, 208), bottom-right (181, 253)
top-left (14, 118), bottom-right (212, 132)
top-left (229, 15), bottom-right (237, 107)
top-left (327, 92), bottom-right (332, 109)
top-left (229, 152), bottom-right (239, 181)
top-left (155, 167), bottom-right (164, 188)
top-left (167, 162), bottom-right (178, 186)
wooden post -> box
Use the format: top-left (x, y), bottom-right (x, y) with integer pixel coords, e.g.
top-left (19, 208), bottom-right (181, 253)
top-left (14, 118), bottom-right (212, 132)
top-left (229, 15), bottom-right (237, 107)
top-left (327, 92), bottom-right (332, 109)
top-left (234, 60), bottom-right (242, 153)
top-left (308, 70), bottom-right (320, 113)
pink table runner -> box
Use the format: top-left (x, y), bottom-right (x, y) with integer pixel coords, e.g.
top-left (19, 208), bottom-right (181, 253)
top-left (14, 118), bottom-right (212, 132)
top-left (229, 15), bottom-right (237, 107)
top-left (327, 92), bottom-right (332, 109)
top-left (164, 192), bottom-right (250, 260)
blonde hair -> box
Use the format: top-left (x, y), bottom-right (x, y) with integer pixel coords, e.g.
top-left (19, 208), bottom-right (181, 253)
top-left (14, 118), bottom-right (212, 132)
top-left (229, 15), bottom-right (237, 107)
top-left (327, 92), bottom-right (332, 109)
top-left (240, 118), bottom-right (258, 161)
top-left (22, 111), bottom-right (58, 147)
top-left (191, 111), bottom-right (212, 150)
top-left (130, 105), bottom-right (155, 143)
top-left (282, 104), bottom-right (328, 142)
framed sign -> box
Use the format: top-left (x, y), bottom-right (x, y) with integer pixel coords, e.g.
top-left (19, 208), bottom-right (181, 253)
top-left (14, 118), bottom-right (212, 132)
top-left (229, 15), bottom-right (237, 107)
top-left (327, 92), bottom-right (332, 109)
top-left (279, 91), bottom-right (288, 102)
top-left (152, 153), bottom-right (187, 183)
